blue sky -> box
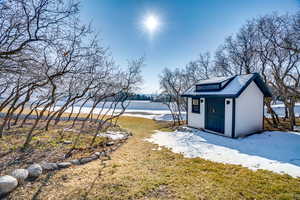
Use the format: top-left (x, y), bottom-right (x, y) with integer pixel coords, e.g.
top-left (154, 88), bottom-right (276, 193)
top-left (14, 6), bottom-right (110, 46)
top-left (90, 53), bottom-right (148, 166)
top-left (80, 0), bottom-right (299, 94)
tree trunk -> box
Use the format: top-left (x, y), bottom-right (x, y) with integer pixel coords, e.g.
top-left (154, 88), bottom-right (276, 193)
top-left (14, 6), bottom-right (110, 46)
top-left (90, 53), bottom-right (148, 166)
top-left (287, 97), bottom-right (296, 131)
top-left (71, 98), bottom-right (90, 128)
top-left (0, 94), bottom-right (20, 137)
top-left (65, 104), bottom-right (97, 158)
top-left (13, 101), bottom-right (27, 126)
top-left (283, 103), bottom-right (288, 120)
top-left (67, 101), bottom-right (76, 121)
top-left (264, 99), bottom-right (279, 128)
top-left (22, 101), bottom-right (54, 150)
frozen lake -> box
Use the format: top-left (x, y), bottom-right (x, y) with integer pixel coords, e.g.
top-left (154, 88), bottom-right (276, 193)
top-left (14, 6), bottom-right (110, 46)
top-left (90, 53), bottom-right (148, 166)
top-left (50, 101), bottom-right (300, 121)
top-left (50, 100), bottom-right (175, 120)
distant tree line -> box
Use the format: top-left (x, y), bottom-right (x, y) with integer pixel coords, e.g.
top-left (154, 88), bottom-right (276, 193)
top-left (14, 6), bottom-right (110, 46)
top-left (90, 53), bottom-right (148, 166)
top-left (126, 94), bottom-right (154, 101)
top-left (160, 12), bottom-right (300, 130)
top-left (0, 0), bottom-right (143, 151)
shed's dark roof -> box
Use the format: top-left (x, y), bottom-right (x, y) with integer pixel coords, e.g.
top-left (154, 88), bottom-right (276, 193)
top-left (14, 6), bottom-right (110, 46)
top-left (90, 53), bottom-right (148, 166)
top-left (181, 73), bottom-right (272, 98)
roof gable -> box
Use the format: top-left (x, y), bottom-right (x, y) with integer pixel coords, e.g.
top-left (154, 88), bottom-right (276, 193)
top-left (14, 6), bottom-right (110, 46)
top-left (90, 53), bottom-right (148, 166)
top-left (182, 73), bottom-right (272, 98)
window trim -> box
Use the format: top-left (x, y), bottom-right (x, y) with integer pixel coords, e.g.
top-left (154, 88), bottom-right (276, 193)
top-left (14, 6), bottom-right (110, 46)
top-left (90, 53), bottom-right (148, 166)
top-left (191, 98), bottom-right (200, 113)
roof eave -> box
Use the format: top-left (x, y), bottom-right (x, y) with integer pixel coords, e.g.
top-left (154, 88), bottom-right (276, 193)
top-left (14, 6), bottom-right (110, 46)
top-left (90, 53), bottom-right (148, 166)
top-left (181, 94), bottom-right (237, 98)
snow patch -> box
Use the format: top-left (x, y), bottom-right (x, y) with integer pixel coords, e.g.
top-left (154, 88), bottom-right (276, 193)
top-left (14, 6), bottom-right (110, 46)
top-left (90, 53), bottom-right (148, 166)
top-left (97, 131), bottom-right (128, 140)
top-left (145, 127), bottom-right (300, 177)
top-left (153, 113), bottom-right (186, 121)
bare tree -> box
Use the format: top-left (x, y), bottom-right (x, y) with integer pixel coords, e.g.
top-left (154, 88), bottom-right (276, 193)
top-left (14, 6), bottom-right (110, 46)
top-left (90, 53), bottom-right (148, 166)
top-left (255, 13), bottom-right (300, 130)
top-left (0, 0), bottom-right (79, 61)
top-left (212, 13), bottom-right (300, 130)
top-left (160, 68), bottom-right (186, 125)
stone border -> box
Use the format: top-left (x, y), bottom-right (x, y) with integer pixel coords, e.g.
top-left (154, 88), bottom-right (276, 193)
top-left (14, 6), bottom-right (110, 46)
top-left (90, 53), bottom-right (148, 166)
top-left (0, 138), bottom-right (125, 197)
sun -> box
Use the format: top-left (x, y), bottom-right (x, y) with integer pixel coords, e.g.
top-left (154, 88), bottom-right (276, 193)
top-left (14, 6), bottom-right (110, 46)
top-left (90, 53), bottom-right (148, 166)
top-left (143, 14), bottom-right (160, 33)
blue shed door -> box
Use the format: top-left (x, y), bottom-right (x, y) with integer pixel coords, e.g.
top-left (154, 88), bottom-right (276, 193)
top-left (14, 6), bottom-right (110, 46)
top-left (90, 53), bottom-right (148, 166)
top-left (205, 98), bottom-right (225, 134)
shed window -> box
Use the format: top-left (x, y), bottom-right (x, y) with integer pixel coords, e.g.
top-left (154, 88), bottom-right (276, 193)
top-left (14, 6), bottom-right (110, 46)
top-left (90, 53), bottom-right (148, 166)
top-left (196, 84), bottom-right (221, 92)
top-left (192, 98), bottom-right (200, 113)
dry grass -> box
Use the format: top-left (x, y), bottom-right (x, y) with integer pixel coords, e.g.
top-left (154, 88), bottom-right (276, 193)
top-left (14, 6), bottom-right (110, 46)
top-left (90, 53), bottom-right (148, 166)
top-left (264, 117), bottom-right (300, 131)
top-left (6, 116), bottom-right (300, 200)
top-left (0, 107), bottom-right (92, 119)
top-left (0, 119), bottom-right (128, 177)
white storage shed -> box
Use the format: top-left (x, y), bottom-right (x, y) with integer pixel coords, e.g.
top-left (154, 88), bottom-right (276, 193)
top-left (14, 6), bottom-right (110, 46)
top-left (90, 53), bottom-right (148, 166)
top-left (181, 73), bottom-right (272, 138)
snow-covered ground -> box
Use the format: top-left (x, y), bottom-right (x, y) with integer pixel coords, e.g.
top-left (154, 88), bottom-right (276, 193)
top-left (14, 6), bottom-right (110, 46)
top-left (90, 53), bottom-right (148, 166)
top-left (40, 105), bottom-right (183, 121)
top-left (151, 103), bottom-right (300, 121)
top-left (123, 102), bottom-right (300, 121)
top-left (38, 101), bottom-right (299, 122)
top-left (122, 110), bottom-right (172, 120)
top-left (269, 103), bottom-right (300, 117)
top-left (153, 113), bottom-right (186, 121)
top-left (146, 127), bottom-right (300, 178)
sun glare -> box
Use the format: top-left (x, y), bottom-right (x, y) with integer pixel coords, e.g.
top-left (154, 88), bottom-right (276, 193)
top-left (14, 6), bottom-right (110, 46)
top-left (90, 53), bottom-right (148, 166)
top-left (143, 14), bottom-right (160, 34)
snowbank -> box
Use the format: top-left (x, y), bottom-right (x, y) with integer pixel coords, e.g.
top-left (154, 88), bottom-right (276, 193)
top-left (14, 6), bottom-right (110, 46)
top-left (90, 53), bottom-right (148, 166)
top-left (146, 127), bottom-right (300, 178)
top-left (97, 131), bottom-right (128, 140)
top-left (153, 113), bottom-right (186, 121)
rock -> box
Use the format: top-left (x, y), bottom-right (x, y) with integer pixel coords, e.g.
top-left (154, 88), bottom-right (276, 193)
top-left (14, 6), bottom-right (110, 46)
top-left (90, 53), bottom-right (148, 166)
top-left (100, 152), bottom-right (106, 157)
top-left (106, 149), bottom-right (112, 153)
top-left (11, 169), bottom-right (28, 183)
top-left (94, 152), bottom-right (101, 157)
top-left (112, 146), bottom-right (118, 151)
top-left (91, 155), bottom-right (98, 160)
top-left (79, 157), bottom-right (93, 164)
top-left (70, 159), bottom-right (80, 165)
top-left (57, 162), bottom-right (71, 168)
top-left (41, 162), bottom-right (58, 171)
top-left (106, 141), bottom-right (114, 146)
top-left (61, 174), bottom-right (68, 181)
top-left (63, 140), bottom-right (72, 144)
top-left (27, 164), bottom-right (43, 178)
top-left (0, 175), bottom-right (18, 195)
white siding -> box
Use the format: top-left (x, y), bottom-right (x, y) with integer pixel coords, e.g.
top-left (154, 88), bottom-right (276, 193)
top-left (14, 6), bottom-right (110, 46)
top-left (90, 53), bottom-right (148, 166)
top-left (235, 82), bottom-right (264, 137)
top-left (224, 98), bottom-right (233, 137)
top-left (188, 97), bottom-right (205, 129)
